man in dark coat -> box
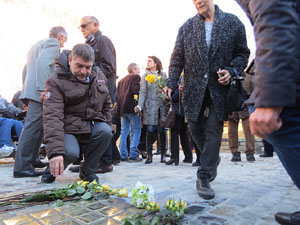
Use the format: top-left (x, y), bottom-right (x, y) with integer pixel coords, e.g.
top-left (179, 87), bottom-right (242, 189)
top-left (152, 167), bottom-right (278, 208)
top-left (117, 63), bottom-right (142, 161)
top-left (237, 0), bottom-right (300, 224)
top-left (41, 44), bottom-right (112, 184)
top-left (79, 16), bottom-right (116, 173)
top-left (166, 0), bottom-right (250, 200)
top-left (79, 16), bottom-right (117, 103)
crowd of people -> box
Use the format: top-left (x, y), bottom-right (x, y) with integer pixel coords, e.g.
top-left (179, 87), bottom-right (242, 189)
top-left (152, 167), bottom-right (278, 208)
top-left (0, 0), bottom-right (299, 224)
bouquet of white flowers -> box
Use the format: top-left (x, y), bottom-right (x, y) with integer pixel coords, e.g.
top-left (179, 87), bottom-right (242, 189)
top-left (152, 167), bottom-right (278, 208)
top-left (129, 181), bottom-right (155, 209)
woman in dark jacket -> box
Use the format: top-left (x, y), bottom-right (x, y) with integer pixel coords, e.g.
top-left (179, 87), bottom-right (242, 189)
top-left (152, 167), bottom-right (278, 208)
top-left (165, 81), bottom-right (192, 165)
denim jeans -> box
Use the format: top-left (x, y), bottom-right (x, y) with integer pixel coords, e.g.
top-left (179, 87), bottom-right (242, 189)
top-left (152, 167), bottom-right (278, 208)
top-left (0, 117), bottom-right (23, 148)
top-left (120, 113), bottom-right (141, 158)
top-left (267, 109), bottom-right (300, 189)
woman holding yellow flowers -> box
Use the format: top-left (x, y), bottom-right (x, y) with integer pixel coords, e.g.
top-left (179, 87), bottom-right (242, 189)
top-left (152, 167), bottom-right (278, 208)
top-left (135, 56), bottom-right (168, 164)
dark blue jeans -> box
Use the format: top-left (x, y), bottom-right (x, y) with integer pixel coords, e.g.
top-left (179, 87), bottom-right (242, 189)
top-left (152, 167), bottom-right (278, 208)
top-left (267, 109), bottom-right (300, 189)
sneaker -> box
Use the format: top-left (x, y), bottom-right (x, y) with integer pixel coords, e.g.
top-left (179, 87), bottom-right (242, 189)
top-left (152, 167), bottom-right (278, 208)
top-left (196, 179), bottom-right (215, 200)
top-left (0, 145), bottom-right (15, 158)
top-left (129, 156), bottom-right (143, 162)
top-left (231, 152), bottom-right (241, 162)
top-left (246, 152), bottom-right (256, 162)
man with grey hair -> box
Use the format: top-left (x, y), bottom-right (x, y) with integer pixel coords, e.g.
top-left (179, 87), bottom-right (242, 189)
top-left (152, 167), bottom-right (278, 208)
top-left (41, 44), bottom-right (112, 183)
top-left (14, 26), bottom-right (68, 178)
top-left (78, 16), bottom-right (116, 173)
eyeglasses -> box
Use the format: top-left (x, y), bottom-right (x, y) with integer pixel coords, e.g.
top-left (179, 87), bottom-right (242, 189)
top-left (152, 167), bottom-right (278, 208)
top-left (78, 22), bottom-right (93, 29)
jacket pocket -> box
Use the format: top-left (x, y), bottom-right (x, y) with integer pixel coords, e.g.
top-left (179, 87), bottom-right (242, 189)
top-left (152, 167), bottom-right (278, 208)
top-left (64, 89), bottom-right (86, 105)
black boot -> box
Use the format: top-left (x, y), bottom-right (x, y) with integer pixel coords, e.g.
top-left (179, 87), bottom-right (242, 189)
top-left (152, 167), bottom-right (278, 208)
top-left (145, 131), bottom-right (156, 164)
top-left (159, 131), bottom-right (166, 163)
top-left (165, 158), bottom-right (179, 166)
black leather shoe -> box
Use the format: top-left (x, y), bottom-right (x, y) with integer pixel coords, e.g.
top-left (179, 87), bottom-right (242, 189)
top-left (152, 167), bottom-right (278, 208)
top-left (231, 152), bottom-right (241, 162)
top-left (120, 158), bottom-right (128, 162)
top-left (153, 150), bottom-right (161, 155)
top-left (275, 211), bottom-right (300, 225)
top-left (165, 159), bottom-right (179, 166)
top-left (259, 153), bottom-right (273, 157)
top-left (41, 167), bottom-right (56, 183)
top-left (95, 164), bottom-right (113, 174)
top-left (165, 153), bottom-right (171, 157)
top-left (192, 161), bottom-right (201, 167)
top-left (196, 179), bottom-right (215, 200)
top-left (79, 167), bottom-right (99, 183)
top-left (246, 152), bottom-right (256, 162)
top-left (145, 158), bottom-right (152, 164)
top-left (32, 160), bottom-right (49, 168)
top-left (14, 169), bottom-right (44, 178)
top-left (183, 158), bottom-right (193, 163)
top-left (69, 166), bottom-right (80, 172)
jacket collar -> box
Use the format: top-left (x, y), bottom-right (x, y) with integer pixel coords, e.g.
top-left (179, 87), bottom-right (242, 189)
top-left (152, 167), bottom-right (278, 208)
top-left (193, 5), bottom-right (224, 67)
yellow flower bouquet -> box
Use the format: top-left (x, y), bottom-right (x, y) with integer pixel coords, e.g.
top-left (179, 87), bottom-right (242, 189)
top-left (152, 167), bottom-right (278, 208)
top-left (145, 73), bottom-right (167, 98)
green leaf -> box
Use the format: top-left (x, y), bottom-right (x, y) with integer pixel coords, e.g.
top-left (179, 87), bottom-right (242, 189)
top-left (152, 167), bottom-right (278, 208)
top-left (76, 186), bottom-right (86, 194)
top-left (150, 215), bottom-right (160, 225)
top-left (54, 199), bottom-right (64, 207)
top-left (66, 189), bottom-right (77, 196)
top-left (81, 192), bottom-right (93, 200)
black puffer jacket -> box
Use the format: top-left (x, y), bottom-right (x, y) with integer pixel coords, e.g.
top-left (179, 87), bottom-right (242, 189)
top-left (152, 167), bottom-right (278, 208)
top-left (237, 0), bottom-right (300, 109)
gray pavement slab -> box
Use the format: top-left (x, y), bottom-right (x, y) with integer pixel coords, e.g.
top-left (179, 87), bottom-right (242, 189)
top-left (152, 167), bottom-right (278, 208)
top-left (0, 152), bottom-right (299, 225)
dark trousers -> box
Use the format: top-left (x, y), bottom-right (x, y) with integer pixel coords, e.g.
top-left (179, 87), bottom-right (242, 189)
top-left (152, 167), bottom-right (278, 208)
top-left (70, 122), bottom-right (112, 175)
top-left (14, 100), bottom-right (43, 172)
top-left (263, 139), bottom-right (274, 155)
top-left (112, 123), bottom-right (121, 161)
top-left (170, 115), bottom-right (192, 160)
top-left (189, 96), bottom-right (223, 180)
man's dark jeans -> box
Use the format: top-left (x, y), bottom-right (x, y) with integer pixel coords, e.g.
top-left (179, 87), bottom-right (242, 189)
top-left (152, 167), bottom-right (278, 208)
top-left (267, 109), bottom-right (300, 189)
top-left (189, 96), bottom-right (223, 180)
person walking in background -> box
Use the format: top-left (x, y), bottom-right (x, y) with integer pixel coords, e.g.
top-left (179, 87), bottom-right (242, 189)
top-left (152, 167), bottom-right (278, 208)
top-left (166, 0), bottom-right (250, 199)
top-left (136, 56), bottom-right (168, 164)
top-left (228, 110), bottom-right (255, 162)
top-left (79, 16), bottom-right (116, 173)
top-left (165, 80), bottom-right (193, 166)
top-left (13, 26), bottom-right (67, 178)
top-left (41, 44), bottom-right (112, 184)
top-left (117, 63), bottom-right (142, 162)
top-left (237, 0), bottom-right (300, 224)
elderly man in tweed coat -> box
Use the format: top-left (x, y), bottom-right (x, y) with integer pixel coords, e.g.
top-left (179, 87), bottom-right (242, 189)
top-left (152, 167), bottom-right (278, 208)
top-left (166, 0), bottom-right (250, 200)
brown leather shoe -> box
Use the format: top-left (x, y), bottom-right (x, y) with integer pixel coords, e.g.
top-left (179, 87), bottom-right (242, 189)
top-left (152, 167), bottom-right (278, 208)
top-left (275, 211), bottom-right (300, 225)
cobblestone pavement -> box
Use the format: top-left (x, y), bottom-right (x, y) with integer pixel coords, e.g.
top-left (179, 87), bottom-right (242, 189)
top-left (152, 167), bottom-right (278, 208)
top-left (0, 152), bottom-right (299, 225)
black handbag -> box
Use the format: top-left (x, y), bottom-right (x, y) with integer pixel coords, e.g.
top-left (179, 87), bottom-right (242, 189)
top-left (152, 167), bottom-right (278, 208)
top-left (227, 69), bottom-right (248, 114)
top-left (160, 100), bottom-right (176, 129)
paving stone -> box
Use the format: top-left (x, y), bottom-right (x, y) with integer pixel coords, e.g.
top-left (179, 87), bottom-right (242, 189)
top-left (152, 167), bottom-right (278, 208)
top-left (100, 207), bottom-right (123, 217)
top-left (76, 212), bottom-right (105, 224)
top-left (30, 209), bottom-right (57, 219)
top-left (39, 214), bottom-right (68, 225)
top-left (3, 215), bottom-right (33, 225)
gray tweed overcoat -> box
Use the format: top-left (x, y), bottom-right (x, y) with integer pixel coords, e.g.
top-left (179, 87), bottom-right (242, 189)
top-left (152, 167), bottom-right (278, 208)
top-left (167, 5), bottom-right (250, 122)
top-left (138, 71), bottom-right (167, 126)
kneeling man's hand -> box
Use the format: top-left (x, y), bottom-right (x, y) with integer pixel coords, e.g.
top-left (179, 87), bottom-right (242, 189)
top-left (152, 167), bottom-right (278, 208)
top-left (50, 156), bottom-right (64, 177)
